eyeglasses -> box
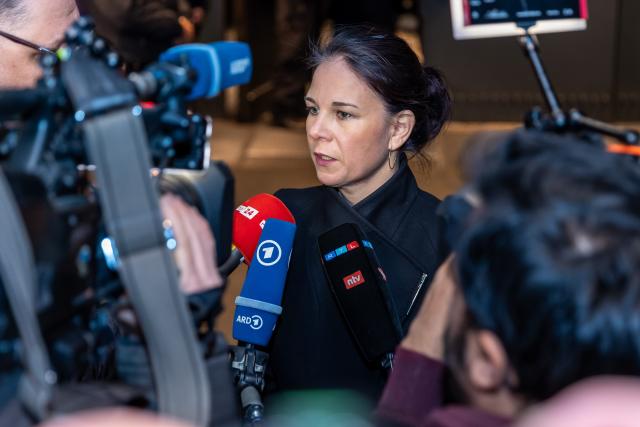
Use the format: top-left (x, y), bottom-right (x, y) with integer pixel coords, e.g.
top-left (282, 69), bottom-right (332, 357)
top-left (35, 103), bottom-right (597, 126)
top-left (0, 30), bottom-right (56, 56)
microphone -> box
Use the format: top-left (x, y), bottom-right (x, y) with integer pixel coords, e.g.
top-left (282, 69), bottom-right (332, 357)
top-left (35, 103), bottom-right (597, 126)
top-left (232, 218), bottom-right (295, 346)
top-left (232, 193), bottom-right (295, 265)
top-left (318, 223), bottom-right (402, 368)
top-left (219, 194), bottom-right (294, 277)
top-left (231, 218), bottom-right (296, 424)
top-left (131, 41), bottom-right (253, 101)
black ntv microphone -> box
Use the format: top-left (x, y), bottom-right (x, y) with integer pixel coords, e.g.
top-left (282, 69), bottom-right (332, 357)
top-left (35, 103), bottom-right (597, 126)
top-left (318, 223), bottom-right (402, 368)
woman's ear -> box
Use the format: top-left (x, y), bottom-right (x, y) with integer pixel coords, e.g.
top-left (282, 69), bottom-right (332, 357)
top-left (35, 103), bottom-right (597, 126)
top-left (466, 330), bottom-right (515, 392)
top-left (388, 110), bottom-right (415, 151)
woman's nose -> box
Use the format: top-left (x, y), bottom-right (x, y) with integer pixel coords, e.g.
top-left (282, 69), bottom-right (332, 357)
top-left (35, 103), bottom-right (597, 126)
top-left (307, 113), bottom-right (331, 141)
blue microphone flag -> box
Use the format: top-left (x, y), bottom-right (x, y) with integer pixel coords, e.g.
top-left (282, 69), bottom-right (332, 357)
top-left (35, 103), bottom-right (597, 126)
top-left (232, 219), bottom-right (295, 346)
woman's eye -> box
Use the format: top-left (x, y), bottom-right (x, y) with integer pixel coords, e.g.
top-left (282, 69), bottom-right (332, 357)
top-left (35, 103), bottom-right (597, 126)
top-left (337, 111), bottom-right (353, 120)
top-left (306, 106), bottom-right (319, 116)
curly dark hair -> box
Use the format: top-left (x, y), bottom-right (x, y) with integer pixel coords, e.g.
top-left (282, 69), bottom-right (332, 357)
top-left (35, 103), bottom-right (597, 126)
top-left (454, 132), bottom-right (640, 401)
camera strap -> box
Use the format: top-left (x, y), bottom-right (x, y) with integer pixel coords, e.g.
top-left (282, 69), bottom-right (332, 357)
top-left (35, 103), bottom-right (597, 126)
top-left (81, 108), bottom-right (213, 426)
top-left (56, 43), bottom-right (215, 425)
top-left (0, 168), bottom-right (55, 420)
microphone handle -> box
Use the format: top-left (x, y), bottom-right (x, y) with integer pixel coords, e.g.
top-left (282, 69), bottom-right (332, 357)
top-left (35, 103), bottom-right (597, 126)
top-left (219, 248), bottom-right (243, 277)
top-left (231, 344), bottom-right (270, 424)
top-left (241, 385), bottom-right (264, 426)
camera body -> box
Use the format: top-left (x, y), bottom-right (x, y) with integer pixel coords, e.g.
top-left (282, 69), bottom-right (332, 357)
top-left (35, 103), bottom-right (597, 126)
top-left (0, 17), bottom-right (245, 425)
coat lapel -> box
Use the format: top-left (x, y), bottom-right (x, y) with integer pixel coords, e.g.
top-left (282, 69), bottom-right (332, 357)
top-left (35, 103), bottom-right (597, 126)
top-left (313, 159), bottom-right (437, 329)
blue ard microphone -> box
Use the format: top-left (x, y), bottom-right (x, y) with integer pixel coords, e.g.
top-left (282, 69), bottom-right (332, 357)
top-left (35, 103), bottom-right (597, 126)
top-left (160, 41), bottom-right (253, 100)
top-left (130, 41), bottom-right (253, 102)
top-left (231, 218), bottom-right (295, 424)
top-left (233, 218), bottom-right (295, 346)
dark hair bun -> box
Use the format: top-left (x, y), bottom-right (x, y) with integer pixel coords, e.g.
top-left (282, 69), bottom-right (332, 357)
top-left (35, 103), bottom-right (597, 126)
top-left (406, 67), bottom-right (451, 152)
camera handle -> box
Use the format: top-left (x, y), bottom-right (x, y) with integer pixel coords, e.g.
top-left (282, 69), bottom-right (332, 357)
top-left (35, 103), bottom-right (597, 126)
top-left (517, 26), bottom-right (639, 145)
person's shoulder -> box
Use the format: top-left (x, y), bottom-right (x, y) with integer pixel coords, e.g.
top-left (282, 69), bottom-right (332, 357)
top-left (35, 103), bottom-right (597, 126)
top-left (274, 186), bottom-right (326, 216)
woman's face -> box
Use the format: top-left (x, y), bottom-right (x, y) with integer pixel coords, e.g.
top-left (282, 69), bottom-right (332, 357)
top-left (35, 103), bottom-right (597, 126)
top-left (304, 57), bottom-right (397, 204)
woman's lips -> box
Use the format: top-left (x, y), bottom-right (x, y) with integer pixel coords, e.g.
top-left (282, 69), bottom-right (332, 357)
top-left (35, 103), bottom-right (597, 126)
top-left (314, 153), bottom-right (337, 166)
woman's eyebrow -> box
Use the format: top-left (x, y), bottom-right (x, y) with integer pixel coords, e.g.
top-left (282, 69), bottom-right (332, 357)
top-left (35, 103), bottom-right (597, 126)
top-left (332, 101), bottom-right (359, 109)
top-left (304, 97), bottom-right (359, 109)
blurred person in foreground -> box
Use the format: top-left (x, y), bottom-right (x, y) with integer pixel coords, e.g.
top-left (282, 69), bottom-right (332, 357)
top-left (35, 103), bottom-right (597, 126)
top-left (515, 376), bottom-right (640, 427)
top-left (0, 0), bottom-right (221, 295)
top-left (376, 130), bottom-right (640, 426)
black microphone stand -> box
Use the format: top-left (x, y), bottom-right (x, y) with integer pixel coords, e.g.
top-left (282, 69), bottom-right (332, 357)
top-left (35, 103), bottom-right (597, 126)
top-left (230, 344), bottom-right (269, 425)
top-left (517, 23), bottom-right (639, 146)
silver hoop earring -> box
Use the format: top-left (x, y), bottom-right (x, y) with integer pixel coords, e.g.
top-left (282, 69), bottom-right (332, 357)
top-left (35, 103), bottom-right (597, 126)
top-left (388, 150), bottom-right (398, 170)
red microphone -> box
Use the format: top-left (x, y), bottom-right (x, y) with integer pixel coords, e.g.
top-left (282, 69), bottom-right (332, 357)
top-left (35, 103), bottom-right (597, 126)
top-left (232, 193), bottom-right (295, 264)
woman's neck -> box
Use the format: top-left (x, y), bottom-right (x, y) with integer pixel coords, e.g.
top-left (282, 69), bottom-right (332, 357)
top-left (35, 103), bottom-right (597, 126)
top-left (338, 159), bottom-right (400, 205)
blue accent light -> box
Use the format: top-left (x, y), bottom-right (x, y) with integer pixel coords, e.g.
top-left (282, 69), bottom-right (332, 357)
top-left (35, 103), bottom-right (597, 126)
top-left (324, 251), bottom-right (337, 262)
top-left (335, 246), bottom-right (348, 256)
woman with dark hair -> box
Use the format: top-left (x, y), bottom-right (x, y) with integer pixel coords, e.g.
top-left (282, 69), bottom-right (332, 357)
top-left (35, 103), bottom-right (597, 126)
top-left (268, 25), bottom-right (452, 401)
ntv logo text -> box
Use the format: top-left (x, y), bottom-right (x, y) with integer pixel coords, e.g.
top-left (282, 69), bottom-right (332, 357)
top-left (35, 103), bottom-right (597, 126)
top-left (343, 270), bottom-right (365, 290)
top-left (236, 314), bottom-right (264, 330)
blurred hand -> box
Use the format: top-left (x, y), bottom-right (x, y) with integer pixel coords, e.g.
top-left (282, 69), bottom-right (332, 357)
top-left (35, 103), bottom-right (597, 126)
top-left (177, 16), bottom-right (196, 43)
top-left (160, 194), bottom-right (223, 294)
top-left (401, 256), bottom-right (457, 360)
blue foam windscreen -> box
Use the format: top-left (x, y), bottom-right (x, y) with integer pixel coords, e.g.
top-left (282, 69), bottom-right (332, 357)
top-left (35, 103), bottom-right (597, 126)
top-left (160, 41), bottom-right (253, 101)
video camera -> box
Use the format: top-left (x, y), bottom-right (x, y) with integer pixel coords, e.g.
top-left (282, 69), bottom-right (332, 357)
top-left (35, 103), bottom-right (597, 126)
top-left (450, 0), bottom-right (638, 146)
top-left (0, 17), bottom-right (250, 426)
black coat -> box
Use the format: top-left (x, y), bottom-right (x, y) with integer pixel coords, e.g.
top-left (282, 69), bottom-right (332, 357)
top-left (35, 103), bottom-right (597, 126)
top-left (268, 158), bottom-right (442, 401)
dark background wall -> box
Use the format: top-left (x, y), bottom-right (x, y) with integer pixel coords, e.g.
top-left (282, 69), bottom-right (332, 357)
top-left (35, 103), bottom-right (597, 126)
top-left (203, 0), bottom-right (639, 122)
top-left (616, 0), bottom-right (640, 121)
top-left (420, 0), bottom-right (640, 121)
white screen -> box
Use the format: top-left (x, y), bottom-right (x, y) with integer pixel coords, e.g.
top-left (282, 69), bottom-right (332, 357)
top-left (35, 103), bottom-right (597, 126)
top-left (450, 0), bottom-right (587, 40)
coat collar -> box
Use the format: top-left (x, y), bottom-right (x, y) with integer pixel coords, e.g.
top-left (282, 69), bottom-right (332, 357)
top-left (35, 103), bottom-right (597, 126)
top-left (344, 154), bottom-right (419, 240)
